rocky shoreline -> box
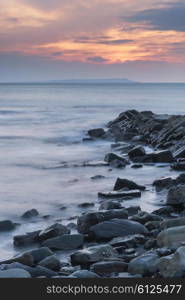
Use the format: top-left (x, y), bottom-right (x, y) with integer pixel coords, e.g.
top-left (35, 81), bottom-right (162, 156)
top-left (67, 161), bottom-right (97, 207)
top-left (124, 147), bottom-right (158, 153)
top-left (1, 110), bottom-right (185, 278)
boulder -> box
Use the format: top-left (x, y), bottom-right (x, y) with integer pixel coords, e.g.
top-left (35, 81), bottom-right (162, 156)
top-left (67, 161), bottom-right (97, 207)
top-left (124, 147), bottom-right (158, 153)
top-left (104, 153), bottom-right (129, 167)
top-left (91, 261), bottom-right (127, 275)
top-left (128, 146), bottom-right (146, 159)
top-left (26, 247), bottom-right (54, 264)
top-left (0, 253), bottom-right (34, 267)
top-left (98, 190), bottom-right (141, 200)
top-left (157, 226), bottom-right (185, 248)
top-left (89, 219), bottom-right (148, 241)
top-left (153, 150), bottom-right (174, 163)
top-left (109, 234), bottom-right (146, 248)
top-left (78, 202), bottom-right (94, 208)
top-left (167, 185), bottom-right (185, 206)
top-left (43, 234), bottom-right (84, 250)
top-left (14, 230), bottom-right (40, 247)
top-left (0, 268), bottom-right (31, 278)
top-left (71, 270), bottom-right (100, 278)
top-left (77, 209), bottom-right (128, 234)
top-left (21, 209), bottom-right (39, 219)
top-left (174, 146), bottom-right (185, 159)
top-left (153, 177), bottom-right (173, 191)
top-left (39, 255), bottom-right (61, 271)
top-left (71, 244), bottom-right (118, 266)
top-left (128, 252), bottom-right (159, 275)
top-left (0, 220), bottom-right (16, 231)
top-left (99, 201), bottom-right (122, 210)
top-left (113, 178), bottom-right (145, 191)
top-left (160, 217), bottom-right (185, 230)
top-left (38, 223), bottom-right (70, 241)
top-left (88, 128), bottom-right (105, 138)
top-left (126, 206), bottom-right (141, 216)
top-left (131, 211), bottom-right (163, 224)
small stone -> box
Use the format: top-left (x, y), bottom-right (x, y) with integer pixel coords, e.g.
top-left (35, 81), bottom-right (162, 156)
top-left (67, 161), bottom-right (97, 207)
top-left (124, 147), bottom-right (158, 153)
top-left (21, 209), bottom-right (39, 219)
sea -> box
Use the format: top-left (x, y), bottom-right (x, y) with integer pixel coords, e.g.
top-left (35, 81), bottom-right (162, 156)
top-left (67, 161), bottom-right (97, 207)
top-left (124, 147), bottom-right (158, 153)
top-left (0, 81), bottom-right (185, 260)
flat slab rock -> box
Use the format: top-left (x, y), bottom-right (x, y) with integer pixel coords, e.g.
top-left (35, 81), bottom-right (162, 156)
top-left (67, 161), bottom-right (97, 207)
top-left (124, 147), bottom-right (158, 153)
top-left (98, 190), bottom-right (141, 199)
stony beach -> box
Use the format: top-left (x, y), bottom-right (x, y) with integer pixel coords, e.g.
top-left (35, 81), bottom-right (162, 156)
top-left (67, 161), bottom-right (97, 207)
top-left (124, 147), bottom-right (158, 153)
top-left (1, 109), bottom-right (185, 278)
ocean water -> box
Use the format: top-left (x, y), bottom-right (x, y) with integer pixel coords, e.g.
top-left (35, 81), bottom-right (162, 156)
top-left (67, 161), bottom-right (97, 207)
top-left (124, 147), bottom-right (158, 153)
top-left (0, 82), bottom-right (185, 260)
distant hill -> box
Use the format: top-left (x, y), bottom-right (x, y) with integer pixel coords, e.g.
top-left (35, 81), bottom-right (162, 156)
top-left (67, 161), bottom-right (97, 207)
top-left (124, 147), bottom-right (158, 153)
top-left (46, 78), bottom-right (137, 84)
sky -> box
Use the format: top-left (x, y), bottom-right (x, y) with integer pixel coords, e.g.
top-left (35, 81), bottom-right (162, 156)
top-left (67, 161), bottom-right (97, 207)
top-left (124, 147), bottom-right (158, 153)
top-left (0, 0), bottom-right (185, 82)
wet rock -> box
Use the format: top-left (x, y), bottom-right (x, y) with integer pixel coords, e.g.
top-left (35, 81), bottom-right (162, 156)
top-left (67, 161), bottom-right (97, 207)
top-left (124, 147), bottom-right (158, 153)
top-left (71, 244), bottom-right (118, 266)
top-left (0, 220), bottom-right (16, 231)
top-left (0, 252), bottom-right (34, 267)
top-left (13, 230), bottom-right (40, 247)
top-left (152, 206), bottom-right (174, 217)
top-left (175, 173), bottom-right (185, 185)
top-left (26, 247), bottom-right (54, 264)
top-left (38, 223), bottom-right (70, 241)
top-left (104, 153), bottom-right (129, 168)
top-left (126, 206), bottom-right (141, 216)
top-left (158, 246), bottom-right (185, 277)
top-left (77, 209), bottom-right (128, 234)
top-left (21, 209), bottom-right (39, 219)
top-left (153, 177), bottom-right (173, 191)
top-left (78, 202), bottom-right (94, 208)
top-left (98, 190), bottom-right (141, 200)
top-left (0, 268), bottom-right (31, 278)
top-left (128, 252), bottom-right (159, 275)
top-left (89, 219), bottom-right (148, 241)
top-left (174, 146), bottom-right (185, 159)
top-left (145, 221), bottom-right (161, 231)
top-left (91, 261), bottom-right (127, 275)
top-left (128, 146), bottom-right (145, 159)
top-left (157, 226), bottom-right (185, 248)
top-left (42, 234), bottom-right (84, 250)
top-left (131, 211), bottom-right (163, 225)
top-left (99, 201), bottom-right (122, 210)
top-left (171, 162), bottom-right (185, 171)
top-left (167, 185), bottom-right (185, 206)
top-left (131, 164), bottom-right (143, 168)
top-left (153, 150), bottom-right (174, 163)
top-left (109, 234), bottom-right (146, 248)
top-left (91, 175), bottom-right (106, 180)
top-left (114, 178), bottom-right (145, 191)
top-left (160, 217), bottom-right (185, 230)
top-left (67, 222), bottom-right (77, 230)
top-left (39, 255), bottom-right (61, 271)
top-left (71, 270), bottom-right (100, 278)
top-left (88, 128), bottom-right (105, 138)
top-left (156, 248), bottom-right (173, 257)
top-left (144, 239), bottom-right (157, 250)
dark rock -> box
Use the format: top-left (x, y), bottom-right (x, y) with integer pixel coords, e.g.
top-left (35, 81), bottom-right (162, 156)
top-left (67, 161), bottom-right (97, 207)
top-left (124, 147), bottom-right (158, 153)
top-left (153, 150), bottom-right (174, 163)
top-left (171, 162), bottom-right (185, 171)
top-left (14, 230), bottom-right (41, 247)
top-left (156, 248), bottom-right (173, 257)
top-left (145, 221), bottom-right (161, 231)
top-left (174, 146), bottom-right (185, 159)
top-left (99, 201), bottom-right (122, 210)
top-left (104, 153), bottom-right (129, 168)
top-left (89, 219), bottom-right (148, 241)
top-left (38, 223), bottom-right (70, 241)
top-left (128, 146), bottom-right (145, 159)
top-left (152, 206), bottom-right (175, 217)
top-left (131, 211), bottom-right (163, 224)
top-left (167, 185), bottom-right (185, 206)
top-left (0, 220), bottom-right (16, 231)
top-left (0, 253), bottom-right (34, 267)
top-left (91, 261), bottom-right (127, 275)
top-left (26, 247), bottom-right (54, 264)
top-left (98, 190), bottom-right (141, 200)
top-left (175, 173), bottom-right (185, 184)
top-left (131, 164), bottom-right (143, 168)
top-left (91, 175), bottom-right (106, 180)
top-left (42, 234), bottom-right (84, 250)
top-left (144, 239), bottom-right (157, 250)
top-left (39, 255), bottom-right (61, 271)
top-left (153, 177), bottom-right (173, 191)
top-left (88, 128), bottom-right (105, 138)
top-left (77, 209), bottom-right (128, 234)
top-left (128, 252), bottom-right (159, 275)
top-left (114, 178), bottom-right (145, 191)
top-left (21, 209), bottom-right (39, 219)
top-left (126, 206), bottom-right (141, 216)
top-left (71, 244), bottom-right (118, 266)
top-left (78, 202), bottom-right (94, 208)
top-left (109, 234), bottom-right (146, 248)
top-left (160, 217), bottom-right (185, 230)
top-left (157, 226), bottom-right (185, 248)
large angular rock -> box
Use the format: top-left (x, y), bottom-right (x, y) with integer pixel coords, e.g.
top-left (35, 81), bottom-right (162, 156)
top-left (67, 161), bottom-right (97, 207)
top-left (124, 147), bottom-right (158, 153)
top-left (38, 223), bottom-right (70, 241)
top-left (21, 209), bottom-right (39, 219)
top-left (128, 146), bottom-right (145, 159)
top-left (174, 146), bottom-right (185, 159)
top-left (88, 128), bottom-right (105, 138)
top-left (167, 185), bottom-right (185, 206)
top-left (0, 268), bottom-right (31, 278)
top-left (157, 226), bottom-right (185, 248)
top-left (128, 252), bottom-right (159, 275)
top-left (14, 230), bottom-right (41, 247)
top-left (113, 178), bottom-right (145, 191)
top-left (104, 153), bottom-right (129, 168)
top-left (0, 220), bottom-right (16, 231)
top-left (26, 247), bottom-right (54, 264)
top-left (39, 255), bottom-right (61, 271)
top-left (77, 209), bottom-right (128, 234)
top-left (158, 246), bottom-right (185, 277)
top-left (71, 244), bottom-right (118, 266)
top-left (91, 261), bottom-right (127, 275)
top-left (153, 150), bottom-right (174, 163)
top-left (153, 177), bottom-right (173, 192)
top-left (89, 219), bottom-right (148, 241)
top-left (99, 201), bottom-right (122, 210)
top-left (43, 234), bottom-right (84, 250)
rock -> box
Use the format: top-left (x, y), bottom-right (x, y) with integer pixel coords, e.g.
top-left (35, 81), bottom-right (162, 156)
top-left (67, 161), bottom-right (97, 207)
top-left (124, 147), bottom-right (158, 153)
top-left (98, 190), bottom-right (141, 200)
top-left (175, 173), bottom-right (185, 185)
top-left (158, 246), bottom-right (185, 277)
top-left (109, 234), bottom-right (146, 248)
top-left (38, 223), bottom-right (70, 241)
top-left (160, 217), bottom-right (185, 230)
top-left (0, 268), bottom-right (31, 278)
top-left (114, 178), bottom-right (145, 191)
top-left (0, 253), bottom-right (34, 267)
top-left (26, 247), bottom-right (54, 264)
top-left (171, 162), bottom-right (185, 171)
top-left (152, 206), bottom-right (174, 217)
top-left (153, 150), bottom-right (174, 163)
top-left (144, 239), bottom-right (157, 250)
top-left (0, 220), bottom-right (15, 231)
top-left (99, 201), bottom-right (122, 210)
top-left (78, 202), bottom-right (94, 208)
top-left (153, 177), bottom-right (173, 191)
top-left (13, 230), bottom-right (40, 247)
top-left (145, 221), bottom-right (161, 231)
top-left (104, 153), bottom-right (129, 168)
top-left (21, 209), bottom-right (39, 219)
top-left (71, 244), bottom-right (118, 266)
top-left (39, 255), bottom-right (61, 271)
top-left (88, 128), bottom-right (105, 138)
top-left (128, 146), bottom-right (146, 159)
top-left (89, 219), bottom-right (148, 241)
top-left (67, 223), bottom-right (77, 230)
top-left (126, 206), bottom-right (141, 216)
top-left (42, 234), bottom-right (84, 250)
top-left (167, 185), bottom-right (185, 206)
top-left (157, 226), bottom-right (185, 248)
top-left (156, 248), bottom-right (172, 257)
top-left (91, 261), bottom-right (127, 275)
top-left (131, 211), bottom-right (163, 224)
top-left (71, 270), bottom-right (100, 278)
top-left (174, 146), bottom-right (185, 159)
top-left (128, 252), bottom-right (159, 275)
top-left (91, 175), bottom-right (106, 180)
top-left (77, 209), bottom-right (128, 234)
top-left (131, 164), bottom-right (143, 168)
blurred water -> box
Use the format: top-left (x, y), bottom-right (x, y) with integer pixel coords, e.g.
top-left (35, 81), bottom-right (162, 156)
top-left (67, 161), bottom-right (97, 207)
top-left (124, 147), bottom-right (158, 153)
top-left (0, 82), bottom-right (185, 259)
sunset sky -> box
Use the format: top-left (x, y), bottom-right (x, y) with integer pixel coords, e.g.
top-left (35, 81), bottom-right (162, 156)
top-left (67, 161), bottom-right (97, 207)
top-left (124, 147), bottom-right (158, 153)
top-left (1, 0), bottom-right (185, 82)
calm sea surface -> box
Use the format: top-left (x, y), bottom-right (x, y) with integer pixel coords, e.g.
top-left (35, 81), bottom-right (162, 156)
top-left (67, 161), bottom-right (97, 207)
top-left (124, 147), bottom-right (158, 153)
top-left (0, 82), bottom-right (185, 259)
